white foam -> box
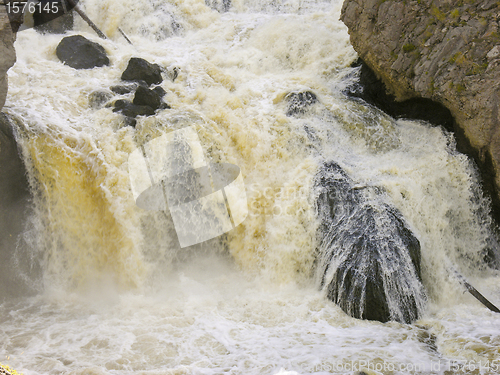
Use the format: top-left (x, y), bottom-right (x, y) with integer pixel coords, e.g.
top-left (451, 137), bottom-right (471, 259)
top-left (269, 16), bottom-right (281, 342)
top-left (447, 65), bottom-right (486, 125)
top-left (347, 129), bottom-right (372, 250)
top-left (2, 0), bottom-right (500, 373)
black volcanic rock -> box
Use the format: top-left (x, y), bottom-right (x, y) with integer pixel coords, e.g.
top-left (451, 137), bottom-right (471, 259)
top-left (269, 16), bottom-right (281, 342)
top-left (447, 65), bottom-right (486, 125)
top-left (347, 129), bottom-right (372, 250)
top-left (315, 162), bottom-right (426, 323)
top-left (121, 57), bottom-right (162, 86)
top-left (56, 35), bottom-right (109, 69)
top-left (152, 86), bottom-right (167, 98)
top-left (113, 100), bottom-right (155, 118)
top-left (133, 86), bottom-right (162, 110)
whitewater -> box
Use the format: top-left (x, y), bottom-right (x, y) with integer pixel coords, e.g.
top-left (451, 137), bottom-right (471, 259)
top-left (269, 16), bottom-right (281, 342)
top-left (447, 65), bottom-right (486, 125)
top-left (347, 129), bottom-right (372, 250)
top-left (1, 0), bottom-right (500, 374)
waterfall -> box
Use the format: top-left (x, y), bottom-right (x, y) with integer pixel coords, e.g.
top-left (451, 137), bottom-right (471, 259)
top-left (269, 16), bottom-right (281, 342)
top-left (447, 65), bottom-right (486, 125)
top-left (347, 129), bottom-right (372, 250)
top-left (1, 0), bottom-right (499, 373)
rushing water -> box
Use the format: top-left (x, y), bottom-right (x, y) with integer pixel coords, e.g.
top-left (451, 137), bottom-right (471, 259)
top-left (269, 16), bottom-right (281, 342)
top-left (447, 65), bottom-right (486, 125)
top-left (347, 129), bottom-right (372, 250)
top-left (1, 0), bottom-right (500, 374)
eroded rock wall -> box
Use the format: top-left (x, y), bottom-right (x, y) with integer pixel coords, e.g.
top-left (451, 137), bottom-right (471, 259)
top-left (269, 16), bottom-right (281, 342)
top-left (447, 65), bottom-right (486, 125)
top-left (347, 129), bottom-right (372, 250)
top-left (0, 6), bottom-right (16, 109)
top-left (341, 0), bottom-right (500, 220)
top-left (0, 5), bottom-right (34, 299)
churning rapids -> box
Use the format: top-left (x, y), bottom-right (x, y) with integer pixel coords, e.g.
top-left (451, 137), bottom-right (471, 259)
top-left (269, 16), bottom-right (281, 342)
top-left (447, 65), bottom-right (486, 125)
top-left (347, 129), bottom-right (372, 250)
top-left (1, 0), bottom-right (500, 374)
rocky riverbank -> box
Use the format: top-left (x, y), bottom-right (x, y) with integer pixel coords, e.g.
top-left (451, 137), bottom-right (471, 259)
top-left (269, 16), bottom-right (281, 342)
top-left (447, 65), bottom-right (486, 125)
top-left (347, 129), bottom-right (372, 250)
top-left (341, 0), bottom-right (500, 222)
top-left (0, 6), bottom-right (33, 299)
top-left (0, 6), bottom-right (17, 109)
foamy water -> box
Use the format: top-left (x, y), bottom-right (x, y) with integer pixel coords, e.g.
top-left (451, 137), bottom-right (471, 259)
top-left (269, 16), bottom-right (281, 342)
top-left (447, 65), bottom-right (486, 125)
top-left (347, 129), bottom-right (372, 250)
top-left (2, 0), bottom-right (500, 374)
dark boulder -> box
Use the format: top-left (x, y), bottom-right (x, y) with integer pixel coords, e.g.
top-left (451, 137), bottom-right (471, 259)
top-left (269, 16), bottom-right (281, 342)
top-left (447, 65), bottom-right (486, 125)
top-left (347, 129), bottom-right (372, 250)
top-left (121, 57), bottom-right (162, 86)
top-left (286, 91), bottom-right (317, 116)
top-left (315, 162), bottom-right (426, 323)
top-left (152, 86), bottom-right (167, 98)
top-left (33, 0), bottom-right (75, 34)
top-left (112, 99), bottom-right (155, 118)
top-left (56, 35), bottom-right (110, 69)
top-left (6, 0), bottom-right (25, 32)
top-left (133, 86), bottom-right (162, 110)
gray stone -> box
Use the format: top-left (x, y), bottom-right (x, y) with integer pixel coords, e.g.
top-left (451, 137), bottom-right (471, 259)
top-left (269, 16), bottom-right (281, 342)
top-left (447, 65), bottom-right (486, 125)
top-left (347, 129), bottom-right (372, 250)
top-left (56, 35), bottom-right (110, 70)
top-left (121, 57), bottom-right (162, 86)
top-left (315, 162), bottom-right (425, 323)
top-left (89, 90), bottom-right (113, 109)
top-left (0, 7), bottom-right (17, 110)
top-left (341, 0), bottom-right (500, 222)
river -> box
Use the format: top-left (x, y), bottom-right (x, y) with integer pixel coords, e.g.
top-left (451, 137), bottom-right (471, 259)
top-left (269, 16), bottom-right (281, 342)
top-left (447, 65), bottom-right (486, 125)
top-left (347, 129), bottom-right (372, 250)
top-left (1, 0), bottom-right (500, 374)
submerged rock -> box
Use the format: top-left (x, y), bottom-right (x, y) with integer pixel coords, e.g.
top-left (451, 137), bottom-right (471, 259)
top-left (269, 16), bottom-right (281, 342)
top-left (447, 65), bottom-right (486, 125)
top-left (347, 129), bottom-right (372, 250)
top-left (88, 90), bottom-right (112, 109)
top-left (286, 91), bottom-right (317, 116)
top-left (56, 35), bottom-right (110, 69)
top-left (121, 57), bottom-right (163, 86)
top-left (315, 162), bottom-right (426, 323)
top-left (205, 0), bottom-right (231, 13)
top-left (112, 99), bottom-right (155, 118)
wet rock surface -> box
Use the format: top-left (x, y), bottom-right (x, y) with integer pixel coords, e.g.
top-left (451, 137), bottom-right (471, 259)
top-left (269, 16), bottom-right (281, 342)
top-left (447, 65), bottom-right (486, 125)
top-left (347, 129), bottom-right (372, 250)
top-left (344, 59), bottom-right (455, 130)
top-left (88, 90), bottom-right (113, 109)
top-left (341, 0), bottom-right (500, 224)
top-left (121, 57), bottom-right (163, 86)
top-left (133, 86), bottom-right (162, 110)
top-left (315, 162), bottom-right (425, 323)
top-left (286, 91), bottom-right (317, 116)
top-left (0, 114), bottom-right (34, 299)
top-left (109, 60), bottom-right (170, 122)
top-left (112, 99), bottom-right (155, 118)
top-left (56, 35), bottom-right (110, 69)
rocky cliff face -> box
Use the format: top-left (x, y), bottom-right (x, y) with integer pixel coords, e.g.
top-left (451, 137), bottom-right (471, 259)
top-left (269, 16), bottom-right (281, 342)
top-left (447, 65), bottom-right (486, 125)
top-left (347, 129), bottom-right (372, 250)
top-left (0, 6), bottom-right (17, 109)
top-left (0, 6), bottom-right (34, 299)
top-left (341, 0), bottom-right (500, 220)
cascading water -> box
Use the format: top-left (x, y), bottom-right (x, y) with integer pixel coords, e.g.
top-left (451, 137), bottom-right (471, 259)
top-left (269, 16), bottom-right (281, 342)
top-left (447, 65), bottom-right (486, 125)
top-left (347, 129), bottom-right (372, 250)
top-left (1, 0), bottom-right (500, 374)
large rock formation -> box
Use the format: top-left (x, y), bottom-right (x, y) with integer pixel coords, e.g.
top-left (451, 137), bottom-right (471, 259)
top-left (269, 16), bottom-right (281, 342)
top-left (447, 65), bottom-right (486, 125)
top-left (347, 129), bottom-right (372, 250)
top-left (315, 162), bottom-right (426, 323)
top-left (0, 6), bottom-right (17, 109)
top-left (0, 114), bottom-right (34, 299)
top-left (341, 0), bottom-right (500, 222)
top-left (0, 6), bottom-right (36, 299)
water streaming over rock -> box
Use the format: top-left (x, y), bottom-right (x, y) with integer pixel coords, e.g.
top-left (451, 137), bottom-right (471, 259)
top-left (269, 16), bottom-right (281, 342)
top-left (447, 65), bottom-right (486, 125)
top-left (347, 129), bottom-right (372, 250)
top-left (1, 0), bottom-right (500, 374)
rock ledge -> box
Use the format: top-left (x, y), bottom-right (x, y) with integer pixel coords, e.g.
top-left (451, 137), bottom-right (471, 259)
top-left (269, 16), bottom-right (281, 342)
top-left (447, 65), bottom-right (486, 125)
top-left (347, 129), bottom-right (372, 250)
top-left (341, 0), bottom-right (500, 220)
